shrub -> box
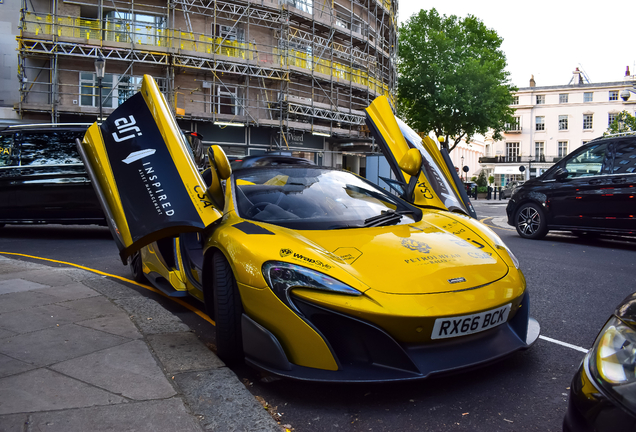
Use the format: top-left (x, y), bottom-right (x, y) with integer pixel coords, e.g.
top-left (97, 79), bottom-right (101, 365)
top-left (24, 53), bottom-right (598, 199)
top-left (476, 171), bottom-right (488, 187)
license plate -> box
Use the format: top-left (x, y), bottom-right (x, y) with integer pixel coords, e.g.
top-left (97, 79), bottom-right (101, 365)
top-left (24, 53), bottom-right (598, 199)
top-left (431, 304), bottom-right (511, 340)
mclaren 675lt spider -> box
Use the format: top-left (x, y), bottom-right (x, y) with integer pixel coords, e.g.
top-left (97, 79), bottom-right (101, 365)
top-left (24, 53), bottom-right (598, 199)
top-left (76, 75), bottom-right (539, 382)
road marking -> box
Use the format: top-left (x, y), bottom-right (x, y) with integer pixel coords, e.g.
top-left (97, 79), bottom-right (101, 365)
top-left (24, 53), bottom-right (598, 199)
top-left (0, 251), bottom-right (216, 326)
top-left (480, 216), bottom-right (516, 232)
top-left (539, 335), bottom-right (589, 353)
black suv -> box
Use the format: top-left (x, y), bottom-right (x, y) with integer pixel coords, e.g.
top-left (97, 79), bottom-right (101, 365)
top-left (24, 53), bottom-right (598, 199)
top-left (506, 134), bottom-right (636, 239)
top-left (0, 124), bottom-right (104, 227)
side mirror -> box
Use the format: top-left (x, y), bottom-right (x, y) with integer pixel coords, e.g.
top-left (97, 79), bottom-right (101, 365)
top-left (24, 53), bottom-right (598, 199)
top-left (398, 148), bottom-right (422, 177)
top-left (553, 167), bottom-right (568, 181)
top-left (210, 145), bottom-right (232, 180)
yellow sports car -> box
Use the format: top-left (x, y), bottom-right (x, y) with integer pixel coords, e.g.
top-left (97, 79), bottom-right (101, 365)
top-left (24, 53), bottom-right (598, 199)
top-left (77, 75), bottom-right (539, 382)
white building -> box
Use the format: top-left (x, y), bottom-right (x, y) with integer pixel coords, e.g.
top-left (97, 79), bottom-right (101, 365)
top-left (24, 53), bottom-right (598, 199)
top-left (447, 135), bottom-right (487, 183)
top-left (482, 69), bottom-right (636, 186)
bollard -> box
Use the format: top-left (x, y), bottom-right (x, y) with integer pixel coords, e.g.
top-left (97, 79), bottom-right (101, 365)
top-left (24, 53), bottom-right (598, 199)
top-left (499, 187), bottom-right (502, 200)
top-left (487, 186), bottom-right (492, 200)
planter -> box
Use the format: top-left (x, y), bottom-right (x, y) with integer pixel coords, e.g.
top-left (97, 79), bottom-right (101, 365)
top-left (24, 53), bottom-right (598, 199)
top-left (477, 193), bottom-right (488, 199)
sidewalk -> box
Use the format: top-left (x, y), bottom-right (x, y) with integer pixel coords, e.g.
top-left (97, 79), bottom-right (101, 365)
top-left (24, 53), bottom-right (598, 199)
top-left (0, 255), bottom-right (280, 432)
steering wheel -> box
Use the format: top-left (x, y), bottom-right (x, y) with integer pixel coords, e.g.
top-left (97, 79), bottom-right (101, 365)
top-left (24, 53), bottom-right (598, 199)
top-left (246, 202), bottom-right (271, 218)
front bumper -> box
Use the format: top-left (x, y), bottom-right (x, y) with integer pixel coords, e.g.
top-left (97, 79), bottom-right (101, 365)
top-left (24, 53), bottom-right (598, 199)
top-left (242, 290), bottom-right (540, 382)
top-left (563, 359), bottom-right (636, 432)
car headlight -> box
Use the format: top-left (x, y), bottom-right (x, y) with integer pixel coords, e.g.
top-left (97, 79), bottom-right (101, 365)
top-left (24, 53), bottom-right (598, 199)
top-left (587, 316), bottom-right (636, 407)
top-left (262, 261), bottom-right (362, 314)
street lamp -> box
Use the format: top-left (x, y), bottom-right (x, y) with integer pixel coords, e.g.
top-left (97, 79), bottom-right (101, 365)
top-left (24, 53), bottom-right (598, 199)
top-left (461, 156), bottom-right (464, 181)
top-left (94, 53), bottom-right (106, 122)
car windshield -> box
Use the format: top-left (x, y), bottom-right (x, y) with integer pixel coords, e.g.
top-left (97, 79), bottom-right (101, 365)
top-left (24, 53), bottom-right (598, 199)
top-left (233, 167), bottom-right (421, 230)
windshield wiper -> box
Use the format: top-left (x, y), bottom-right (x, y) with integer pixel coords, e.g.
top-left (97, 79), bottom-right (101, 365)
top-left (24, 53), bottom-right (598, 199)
top-left (363, 210), bottom-right (414, 228)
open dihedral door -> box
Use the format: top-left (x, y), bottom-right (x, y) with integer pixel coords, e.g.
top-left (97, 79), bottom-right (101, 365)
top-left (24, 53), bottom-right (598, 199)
top-left (365, 96), bottom-right (476, 218)
top-left (77, 75), bottom-right (222, 264)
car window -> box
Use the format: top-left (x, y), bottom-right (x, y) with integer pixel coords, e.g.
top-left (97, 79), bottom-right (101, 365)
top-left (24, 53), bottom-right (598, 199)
top-left (610, 140), bottom-right (636, 174)
top-left (0, 134), bottom-right (17, 167)
top-left (562, 142), bottom-right (610, 178)
top-left (18, 130), bottom-right (85, 166)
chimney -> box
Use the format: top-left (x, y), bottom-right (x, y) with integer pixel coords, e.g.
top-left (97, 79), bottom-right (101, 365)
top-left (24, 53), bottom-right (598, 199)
top-left (627, 66), bottom-right (631, 77)
top-left (529, 75), bottom-right (536, 87)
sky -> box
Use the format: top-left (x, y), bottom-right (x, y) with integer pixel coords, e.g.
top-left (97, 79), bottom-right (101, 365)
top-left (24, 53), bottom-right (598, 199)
top-left (397, 1), bottom-right (636, 88)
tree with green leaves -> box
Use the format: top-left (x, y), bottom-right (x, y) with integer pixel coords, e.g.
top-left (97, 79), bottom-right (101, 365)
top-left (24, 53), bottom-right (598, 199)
top-left (397, 9), bottom-right (517, 152)
top-left (605, 110), bottom-right (636, 135)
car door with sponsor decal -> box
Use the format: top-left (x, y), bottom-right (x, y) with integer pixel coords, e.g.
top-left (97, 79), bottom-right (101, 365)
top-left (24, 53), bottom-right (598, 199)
top-left (77, 74), bottom-right (223, 264)
top-left (365, 96), bottom-right (476, 218)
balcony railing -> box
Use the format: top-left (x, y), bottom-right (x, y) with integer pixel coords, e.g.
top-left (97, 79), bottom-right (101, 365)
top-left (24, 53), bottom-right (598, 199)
top-left (479, 155), bottom-right (563, 164)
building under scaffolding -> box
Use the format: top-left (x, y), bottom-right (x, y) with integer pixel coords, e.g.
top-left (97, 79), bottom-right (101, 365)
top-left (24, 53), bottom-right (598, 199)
top-left (17, 0), bottom-right (398, 170)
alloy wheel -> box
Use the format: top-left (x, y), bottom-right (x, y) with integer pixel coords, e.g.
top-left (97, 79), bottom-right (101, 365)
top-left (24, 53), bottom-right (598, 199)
top-left (517, 206), bottom-right (541, 236)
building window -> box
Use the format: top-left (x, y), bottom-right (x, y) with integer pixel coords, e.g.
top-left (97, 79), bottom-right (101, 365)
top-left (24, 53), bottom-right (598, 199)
top-left (506, 142), bottom-right (520, 162)
top-left (283, 0), bottom-right (313, 14)
top-left (584, 92), bottom-right (593, 102)
top-left (583, 114), bottom-right (594, 130)
top-left (80, 73), bottom-right (114, 108)
top-left (511, 96), bottom-right (519, 105)
top-left (104, 11), bottom-right (167, 46)
top-left (535, 116), bottom-right (545, 131)
top-left (559, 94), bottom-right (569, 103)
top-left (535, 141), bottom-right (546, 161)
top-left (608, 113), bottom-right (618, 126)
top-left (536, 95), bottom-right (545, 105)
top-left (558, 115), bottom-right (568, 130)
top-left (558, 141), bottom-right (568, 158)
top-left (216, 85), bottom-right (242, 115)
top-left (609, 91), bottom-right (619, 101)
top-left (506, 117), bottom-right (521, 131)
top-left (80, 74), bottom-right (166, 109)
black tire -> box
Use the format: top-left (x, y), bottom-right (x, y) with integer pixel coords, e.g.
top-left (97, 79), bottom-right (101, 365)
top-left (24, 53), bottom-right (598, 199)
top-left (128, 250), bottom-right (147, 283)
top-left (515, 203), bottom-right (548, 239)
top-left (212, 251), bottom-right (244, 365)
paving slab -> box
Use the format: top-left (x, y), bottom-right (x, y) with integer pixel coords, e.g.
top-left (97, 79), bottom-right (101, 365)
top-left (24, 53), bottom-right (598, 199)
top-left (77, 312), bottom-right (142, 340)
top-left (0, 290), bottom-right (61, 314)
top-left (0, 303), bottom-right (95, 334)
top-left (0, 398), bottom-right (203, 432)
top-left (0, 352), bottom-right (35, 379)
top-left (57, 295), bottom-right (125, 317)
top-left (33, 282), bottom-right (100, 302)
top-left (0, 278), bottom-right (50, 295)
top-left (52, 340), bottom-right (177, 400)
top-left (0, 368), bottom-right (126, 414)
top-left (0, 268), bottom-right (80, 287)
top-left (147, 332), bottom-right (224, 374)
top-left (0, 323), bottom-right (128, 367)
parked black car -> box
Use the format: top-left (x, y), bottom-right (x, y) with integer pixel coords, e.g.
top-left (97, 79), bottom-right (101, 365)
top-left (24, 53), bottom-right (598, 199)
top-left (506, 135), bottom-right (636, 239)
top-left (563, 292), bottom-right (636, 431)
top-left (500, 180), bottom-right (524, 199)
top-left (0, 124), bottom-right (105, 227)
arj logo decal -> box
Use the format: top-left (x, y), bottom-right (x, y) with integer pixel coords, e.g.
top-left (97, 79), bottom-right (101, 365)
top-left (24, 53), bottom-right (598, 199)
top-left (112, 115), bottom-right (143, 143)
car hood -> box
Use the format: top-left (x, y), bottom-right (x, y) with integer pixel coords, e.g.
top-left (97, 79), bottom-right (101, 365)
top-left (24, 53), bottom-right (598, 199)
top-left (294, 211), bottom-right (509, 295)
